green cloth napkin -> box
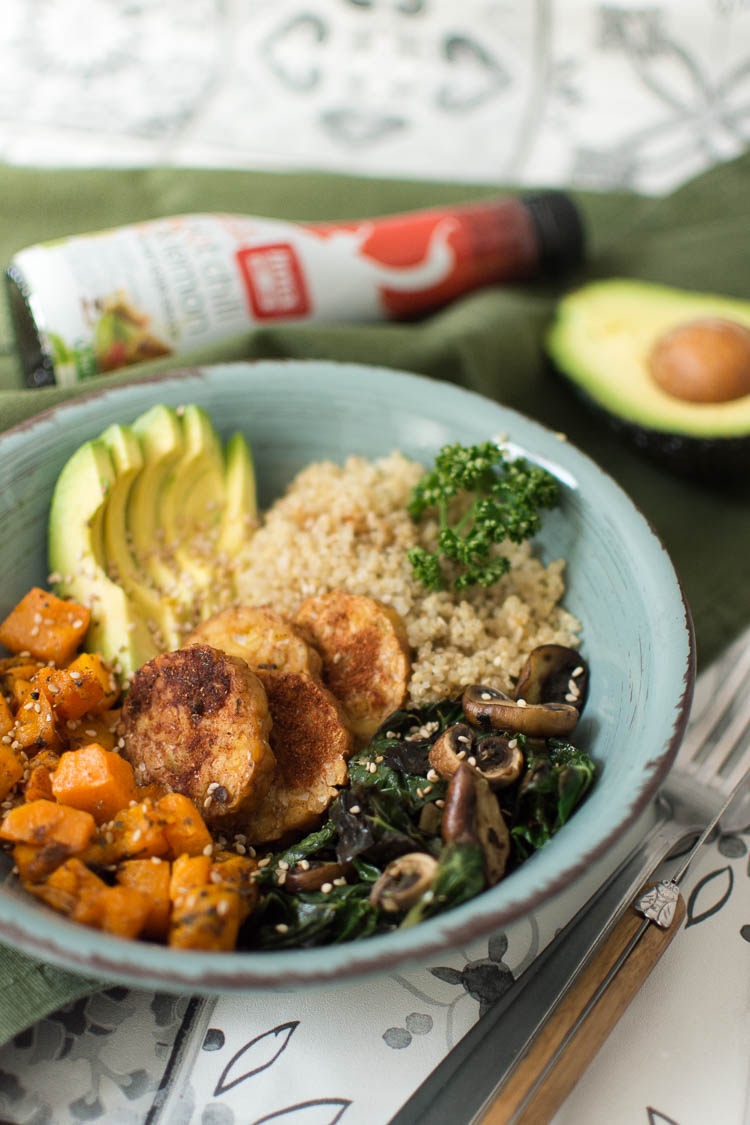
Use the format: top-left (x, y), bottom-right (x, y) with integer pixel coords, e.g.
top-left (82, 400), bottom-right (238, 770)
top-left (0, 153), bottom-right (749, 1043)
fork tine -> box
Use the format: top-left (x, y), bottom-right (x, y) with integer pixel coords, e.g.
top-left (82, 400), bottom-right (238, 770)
top-left (692, 698), bottom-right (750, 789)
top-left (680, 640), bottom-right (750, 764)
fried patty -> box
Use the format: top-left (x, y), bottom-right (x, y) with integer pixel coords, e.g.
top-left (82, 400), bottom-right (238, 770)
top-left (244, 669), bottom-right (354, 844)
top-left (120, 644), bottom-right (275, 826)
top-left (185, 604), bottom-right (322, 677)
top-left (294, 591), bottom-right (411, 742)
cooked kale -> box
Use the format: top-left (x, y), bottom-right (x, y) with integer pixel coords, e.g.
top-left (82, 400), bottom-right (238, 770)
top-left (243, 700), bottom-right (595, 950)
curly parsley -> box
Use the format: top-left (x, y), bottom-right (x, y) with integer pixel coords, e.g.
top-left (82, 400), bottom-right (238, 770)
top-left (407, 441), bottom-right (560, 591)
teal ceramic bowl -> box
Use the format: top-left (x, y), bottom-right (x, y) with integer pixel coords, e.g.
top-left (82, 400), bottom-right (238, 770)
top-left (0, 361), bottom-right (694, 992)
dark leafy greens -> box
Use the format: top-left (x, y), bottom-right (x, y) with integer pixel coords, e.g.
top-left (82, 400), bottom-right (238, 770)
top-left (242, 700), bottom-right (595, 951)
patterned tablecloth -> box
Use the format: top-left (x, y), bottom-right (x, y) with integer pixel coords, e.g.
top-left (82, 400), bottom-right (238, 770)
top-left (1, 1), bottom-right (749, 1122)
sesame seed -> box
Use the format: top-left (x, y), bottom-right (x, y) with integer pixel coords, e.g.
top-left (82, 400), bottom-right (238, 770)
top-left (216, 899), bottom-right (230, 917)
top-left (298, 859), bottom-right (311, 870)
top-left (508, 738), bottom-right (518, 749)
top-left (320, 882), bottom-right (333, 894)
top-left (350, 805), bottom-right (361, 815)
top-left (277, 870), bottom-right (287, 886)
top-left (275, 923), bottom-right (289, 934)
top-left (456, 750), bottom-right (466, 760)
top-left (517, 698), bottom-right (528, 708)
top-left (572, 666), bottom-right (584, 677)
top-left (426, 769), bottom-right (439, 782)
top-left (457, 735), bottom-right (471, 743)
top-left (333, 877), bottom-right (347, 886)
top-left (565, 693), bottom-right (577, 702)
top-left (423, 785), bottom-right (433, 795)
top-left (150, 856), bottom-right (162, 865)
top-left (278, 860), bottom-right (290, 870)
top-left (202, 843), bottom-right (214, 856)
top-left (435, 800), bottom-right (445, 808)
top-left (416, 788), bottom-right (424, 799)
top-left (235, 844), bottom-right (247, 855)
top-left (258, 857), bottom-right (270, 867)
top-left (467, 756), bottom-right (477, 767)
top-left (85, 729), bottom-right (97, 737)
top-left (480, 692), bottom-right (492, 701)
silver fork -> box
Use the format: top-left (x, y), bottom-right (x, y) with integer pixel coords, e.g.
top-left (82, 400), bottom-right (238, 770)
top-left (390, 623), bottom-right (750, 1125)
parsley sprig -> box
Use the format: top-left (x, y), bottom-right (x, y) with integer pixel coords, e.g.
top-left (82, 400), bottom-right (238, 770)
top-left (407, 441), bottom-right (560, 591)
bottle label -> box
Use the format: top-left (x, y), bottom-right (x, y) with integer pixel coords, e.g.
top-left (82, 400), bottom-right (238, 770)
top-left (9, 203), bottom-right (538, 385)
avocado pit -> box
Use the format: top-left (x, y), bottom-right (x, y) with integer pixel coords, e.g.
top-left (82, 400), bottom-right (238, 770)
top-left (648, 317), bottom-right (750, 404)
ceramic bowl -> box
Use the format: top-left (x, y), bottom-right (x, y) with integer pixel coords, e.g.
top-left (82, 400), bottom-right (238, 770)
top-left (0, 361), bottom-right (694, 992)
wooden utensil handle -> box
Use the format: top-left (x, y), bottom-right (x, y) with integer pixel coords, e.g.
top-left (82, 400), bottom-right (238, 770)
top-left (480, 885), bottom-right (687, 1125)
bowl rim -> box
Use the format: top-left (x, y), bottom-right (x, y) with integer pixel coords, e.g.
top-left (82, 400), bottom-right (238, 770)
top-left (0, 359), bottom-right (695, 991)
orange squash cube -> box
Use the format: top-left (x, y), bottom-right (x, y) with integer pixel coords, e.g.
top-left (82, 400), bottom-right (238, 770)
top-left (66, 653), bottom-right (119, 712)
top-left (157, 793), bottom-right (213, 858)
top-left (81, 799), bottom-right (170, 866)
top-left (11, 682), bottom-right (61, 756)
top-left (51, 743), bottom-right (137, 824)
top-left (0, 694), bottom-right (13, 738)
top-left (168, 884), bottom-right (242, 951)
top-left (33, 666), bottom-right (104, 721)
top-left (0, 743), bottom-right (25, 801)
top-left (67, 712), bottom-right (119, 752)
top-left (27, 857), bottom-right (106, 926)
top-left (0, 799), bottom-right (96, 852)
top-left (24, 750), bottom-right (60, 803)
top-left (116, 858), bottom-right (171, 941)
top-left (169, 853), bottom-right (212, 901)
top-left (97, 884), bottom-right (150, 939)
top-left (0, 588), bottom-right (90, 666)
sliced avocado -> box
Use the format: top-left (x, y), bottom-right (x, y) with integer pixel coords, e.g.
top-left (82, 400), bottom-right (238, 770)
top-left (546, 279), bottom-right (750, 477)
top-left (129, 404), bottom-right (186, 618)
top-left (217, 431), bottom-right (258, 558)
top-left (157, 404), bottom-right (226, 620)
top-left (47, 439), bottom-right (157, 676)
top-left (98, 422), bottom-right (183, 652)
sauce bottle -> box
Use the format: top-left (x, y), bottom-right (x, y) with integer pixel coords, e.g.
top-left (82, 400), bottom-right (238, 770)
top-left (6, 191), bottom-right (584, 387)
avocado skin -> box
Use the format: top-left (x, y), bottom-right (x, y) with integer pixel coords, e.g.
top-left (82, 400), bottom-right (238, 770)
top-left (546, 279), bottom-right (750, 482)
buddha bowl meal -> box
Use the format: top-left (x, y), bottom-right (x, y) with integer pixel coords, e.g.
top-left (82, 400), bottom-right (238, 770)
top-left (0, 362), bottom-right (693, 989)
top-left (0, 404), bottom-right (594, 952)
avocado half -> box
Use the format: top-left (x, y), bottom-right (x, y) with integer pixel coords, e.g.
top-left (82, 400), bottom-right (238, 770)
top-left (545, 279), bottom-right (750, 480)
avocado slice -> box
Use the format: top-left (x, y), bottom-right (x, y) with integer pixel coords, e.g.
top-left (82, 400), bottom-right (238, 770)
top-left (47, 439), bottom-right (158, 676)
top-left (98, 422), bottom-right (183, 652)
top-left (546, 279), bottom-right (750, 477)
top-left (217, 431), bottom-right (258, 558)
top-left (156, 404), bottom-right (227, 621)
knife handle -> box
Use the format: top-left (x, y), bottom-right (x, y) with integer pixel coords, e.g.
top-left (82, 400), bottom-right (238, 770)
top-left (480, 885), bottom-right (686, 1125)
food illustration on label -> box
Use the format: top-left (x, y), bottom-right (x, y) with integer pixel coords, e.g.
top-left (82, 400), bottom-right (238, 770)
top-left (87, 292), bottom-right (172, 373)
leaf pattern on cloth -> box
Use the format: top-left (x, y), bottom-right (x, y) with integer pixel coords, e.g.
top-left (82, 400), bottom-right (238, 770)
top-left (685, 865), bottom-right (734, 928)
top-left (250, 1100), bottom-right (351, 1125)
top-left (214, 1021), bottom-right (300, 1094)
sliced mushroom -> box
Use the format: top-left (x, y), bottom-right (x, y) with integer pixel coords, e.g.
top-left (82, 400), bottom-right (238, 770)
top-left (429, 722), bottom-right (523, 789)
top-left (462, 684), bottom-right (578, 739)
top-left (369, 852), bottom-right (439, 912)
top-left (283, 860), bottom-right (349, 893)
top-left (515, 645), bottom-right (589, 713)
top-left (441, 764), bottom-right (510, 885)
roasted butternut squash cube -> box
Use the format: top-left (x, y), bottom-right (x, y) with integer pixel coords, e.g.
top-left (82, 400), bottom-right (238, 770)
top-left (23, 750), bottom-right (60, 803)
top-left (116, 858), bottom-right (171, 941)
top-left (11, 682), bottom-right (61, 756)
top-left (51, 743), bottom-right (137, 824)
top-left (157, 793), bottom-right (213, 858)
top-left (33, 666), bottom-right (104, 721)
top-left (12, 841), bottom-right (68, 883)
top-left (67, 712), bottom-right (119, 752)
top-left (0, 589), bottom-right (90, 666)
top-left (210, 851), bottom-right (259, 921)
top-left (97, 884), bottom-right (150, 939)
top-left (168, 884), bottom-right (242, 951)
top-left (0, 694), bottom-right (13, 738)
top-left (169, 853), bottom-right (212, 901)
top-left (0, 798), bottom-right (96, 853)
top-left (0, 657), bottom-right (45, 697)
top-left (27, 857), bottom-right (106, 926)
top-left (81, 800), bottom-right (170, 866)
top-left (0, 743), bottom-right (25, 801)
top-left (66, 653), bottom-right (119, 712)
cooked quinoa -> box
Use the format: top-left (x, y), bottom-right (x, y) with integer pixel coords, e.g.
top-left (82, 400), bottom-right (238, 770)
top-left (234, 452), bottom-right (581, 706)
